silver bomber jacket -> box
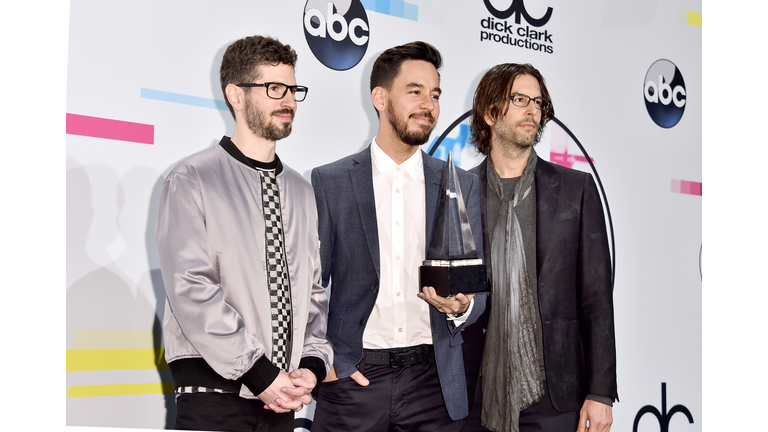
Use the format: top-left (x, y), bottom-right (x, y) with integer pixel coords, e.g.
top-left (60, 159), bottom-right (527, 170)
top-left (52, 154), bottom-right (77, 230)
top-left (156, 137), bottom-right (332, 398)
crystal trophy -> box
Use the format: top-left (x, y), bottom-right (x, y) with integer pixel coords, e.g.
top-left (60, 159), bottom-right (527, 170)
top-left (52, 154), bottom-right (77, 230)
top-left (419, 152), bottom-right (488, 297)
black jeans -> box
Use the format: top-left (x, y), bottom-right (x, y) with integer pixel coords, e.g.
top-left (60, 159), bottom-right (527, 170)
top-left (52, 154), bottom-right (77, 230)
top-left (463, 381), bottom-right (580, 432)
top-left (312, 352), bottom-right (462, 432)
top-left (174, 392), bottom-right (293, 432)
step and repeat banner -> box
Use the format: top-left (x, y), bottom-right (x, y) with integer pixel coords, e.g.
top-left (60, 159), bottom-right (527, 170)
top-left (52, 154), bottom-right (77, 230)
top-left (66, 1), bottom-right (701, 430)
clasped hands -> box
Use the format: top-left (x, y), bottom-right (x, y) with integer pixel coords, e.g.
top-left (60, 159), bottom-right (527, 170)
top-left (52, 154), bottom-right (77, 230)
top-left (258, 368), bottom-right (316, 413)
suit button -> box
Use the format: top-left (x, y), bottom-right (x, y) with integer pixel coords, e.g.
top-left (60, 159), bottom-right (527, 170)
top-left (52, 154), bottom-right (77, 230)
top-left (372, 285), bottom-right (378, 293)
top-left (359, 320), bottom-right (365, 327)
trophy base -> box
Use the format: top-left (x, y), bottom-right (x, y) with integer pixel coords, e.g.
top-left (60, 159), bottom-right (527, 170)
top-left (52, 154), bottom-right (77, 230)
top-left (419, 262), bottom-right (488, 298)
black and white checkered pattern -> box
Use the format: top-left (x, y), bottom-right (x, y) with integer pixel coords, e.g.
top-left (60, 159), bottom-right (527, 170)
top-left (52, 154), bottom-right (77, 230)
top-left (175, 386), bottom-right (233, 394)
top-left (258, 169), bottom-right (292, 371)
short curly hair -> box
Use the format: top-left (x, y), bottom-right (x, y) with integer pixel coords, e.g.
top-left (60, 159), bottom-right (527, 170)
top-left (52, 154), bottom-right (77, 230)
top-left (219, 35), bottom-right (297, 119)
top-left (470, 63), bottom-right (554, 155)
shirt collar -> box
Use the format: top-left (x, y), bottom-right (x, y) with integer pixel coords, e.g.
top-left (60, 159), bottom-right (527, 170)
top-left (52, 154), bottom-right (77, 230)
top-left (219, 135), bottom-right (283, 174)
top-left (371, 137), bottom-right (423, 179)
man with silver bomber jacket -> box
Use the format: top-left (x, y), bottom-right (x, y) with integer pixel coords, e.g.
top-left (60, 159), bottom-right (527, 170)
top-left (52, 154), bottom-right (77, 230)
top-left (156, 35), bottom-right (332, 432)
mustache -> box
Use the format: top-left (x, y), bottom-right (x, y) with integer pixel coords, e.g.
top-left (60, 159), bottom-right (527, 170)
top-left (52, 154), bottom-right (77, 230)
top-left (272, 108), bottom-right (295, 119)
top-left (516, 118), bottom-right (539, 128)
top-left (410, 111), bottom-right (435, 124)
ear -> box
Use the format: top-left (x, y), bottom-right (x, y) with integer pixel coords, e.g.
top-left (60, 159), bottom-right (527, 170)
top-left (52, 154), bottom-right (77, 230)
top-left (484, 108), bottom-right (496, 128)
top-left (225, 83), bottom-right (245, 112)
top-left (371, 86), bottom-right (387, 114)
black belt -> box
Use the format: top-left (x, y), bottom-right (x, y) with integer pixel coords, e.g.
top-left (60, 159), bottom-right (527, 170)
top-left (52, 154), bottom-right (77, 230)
top-left (363, 345), bottom-right (434, 369)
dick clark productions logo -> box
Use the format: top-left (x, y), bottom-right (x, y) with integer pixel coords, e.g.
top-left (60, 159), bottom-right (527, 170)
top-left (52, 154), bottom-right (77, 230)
top-left (303, 0), bottom-right (370, 71)
top-left (480, 0), bottom-right (555, 53)
top-left (644, 60), bottom-right (687, 128)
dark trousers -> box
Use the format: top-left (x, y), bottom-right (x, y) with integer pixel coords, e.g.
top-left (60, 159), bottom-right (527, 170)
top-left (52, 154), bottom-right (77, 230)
top-left (311, 350), bottom-right (462, 432)
top-left (174, 392), bottom-right (294, 432)
top-left (464, 381), bottom-right (580, 432)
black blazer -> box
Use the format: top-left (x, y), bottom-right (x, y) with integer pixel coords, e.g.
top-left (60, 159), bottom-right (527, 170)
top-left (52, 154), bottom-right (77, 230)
top-left (467, 156), bottom-right (618, 412)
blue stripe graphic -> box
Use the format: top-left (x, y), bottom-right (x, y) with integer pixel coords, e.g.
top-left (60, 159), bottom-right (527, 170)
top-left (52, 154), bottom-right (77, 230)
top-left (140, 88), bottom-right (228, 111)
top-left (361, 0), bottom-right (418, 21)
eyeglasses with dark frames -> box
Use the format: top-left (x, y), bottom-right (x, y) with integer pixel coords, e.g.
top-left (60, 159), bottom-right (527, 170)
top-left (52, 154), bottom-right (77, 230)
top-left (508, 93), bottom-right (550, 111)
top-left (236, 82), bottom-right (309, 102)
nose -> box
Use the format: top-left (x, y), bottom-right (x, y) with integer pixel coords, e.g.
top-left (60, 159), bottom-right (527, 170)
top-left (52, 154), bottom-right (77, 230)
top-left (420, 95), bottom-right (436, 112)
top-left (281, 92), bottom-right (298, 109)
top-left (523, 99), bottom-right (537, 117)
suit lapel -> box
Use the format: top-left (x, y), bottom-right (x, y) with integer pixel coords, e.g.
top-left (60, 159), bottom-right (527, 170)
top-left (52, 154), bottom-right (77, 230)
top-left (471, 159), bottom-right (492, 281)
top-left (422, 153), bottom-right (444, 251)
top-left (535, 158), bottom-right (562, 277)
top-left (350, 147), bottom-right (381, 278)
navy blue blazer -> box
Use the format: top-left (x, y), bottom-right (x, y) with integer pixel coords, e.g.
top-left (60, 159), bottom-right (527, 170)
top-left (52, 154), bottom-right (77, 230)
top-left (311, 145), bottom-right (487, 420)
top-left (468, 157), bottom-right (618, 412)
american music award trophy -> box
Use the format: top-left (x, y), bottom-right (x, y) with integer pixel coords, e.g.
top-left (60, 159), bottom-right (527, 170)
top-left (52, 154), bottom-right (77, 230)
top-left (420, 153), bottom-right (488, 297)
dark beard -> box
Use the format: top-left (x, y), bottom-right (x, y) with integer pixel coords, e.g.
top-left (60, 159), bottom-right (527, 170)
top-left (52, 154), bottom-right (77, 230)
top-left (388, 101), bottom-right (435, 146)
top-left (498, 118), bottom-right (541, 150)
top-left (245, 99), bottom-right (294, 141)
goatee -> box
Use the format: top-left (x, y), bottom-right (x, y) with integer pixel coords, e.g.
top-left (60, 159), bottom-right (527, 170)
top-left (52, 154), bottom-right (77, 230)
top-left (500, 118), bottom-right (541, 150)
top-left (388, 101), bottom-right (436, 146)
top-left (245, 99), bottom-right (294, 141)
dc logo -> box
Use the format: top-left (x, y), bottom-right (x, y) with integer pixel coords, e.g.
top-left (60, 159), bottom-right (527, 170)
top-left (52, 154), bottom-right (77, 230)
top-left (633, 383), bottom-right (694, 432)
top-left (483, 0), bottom-right (553, 27)
top-left (303, 0), bottom-right (370, 71)
top-left (644, 59), bottom-right (687, 128)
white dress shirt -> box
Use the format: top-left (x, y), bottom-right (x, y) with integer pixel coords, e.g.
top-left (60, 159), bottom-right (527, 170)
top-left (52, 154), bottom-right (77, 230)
top-left (362, 139), bottom-right (474, 349)
top-left (362, 138), bottom-right (432, 349)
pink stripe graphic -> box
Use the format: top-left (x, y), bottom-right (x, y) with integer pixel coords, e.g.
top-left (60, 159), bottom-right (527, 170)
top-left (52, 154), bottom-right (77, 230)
top-left (66, 113), bottom-right (154, 144)
top-left (550, 149), bottom-right (593, 169)
top-left (671, 179), bottom-right (702, 196)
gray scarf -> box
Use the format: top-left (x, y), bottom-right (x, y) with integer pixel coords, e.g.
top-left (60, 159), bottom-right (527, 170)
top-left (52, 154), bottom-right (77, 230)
top-left (481, 150), bottom-right (544, 432)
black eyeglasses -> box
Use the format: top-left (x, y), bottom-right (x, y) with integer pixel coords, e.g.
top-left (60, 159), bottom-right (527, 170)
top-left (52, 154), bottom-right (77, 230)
top-left (508, 93), bottom-right (550, 111)
top-left (236, 82), bottom-right (308, 102)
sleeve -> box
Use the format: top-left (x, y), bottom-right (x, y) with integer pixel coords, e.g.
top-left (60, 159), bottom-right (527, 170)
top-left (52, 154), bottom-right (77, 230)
top-left (310, 168), bottom-right (334, 288)
top-left (156, 172), bottom-right (279, 394)
top-left (577, 173), bottom-right (618, 400)
top-left (298, 225), bottom-right (332, 383)
top-left (447, 172), bottom-right (487, 333)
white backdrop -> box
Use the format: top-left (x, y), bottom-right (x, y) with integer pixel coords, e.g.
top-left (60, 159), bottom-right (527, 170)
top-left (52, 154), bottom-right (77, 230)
top-left (65, 1), bottom-right (701, 430)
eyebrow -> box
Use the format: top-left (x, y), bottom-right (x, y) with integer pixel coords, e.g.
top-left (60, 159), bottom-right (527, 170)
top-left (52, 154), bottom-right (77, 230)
top-left (406, 82), bottom-right (442, 95)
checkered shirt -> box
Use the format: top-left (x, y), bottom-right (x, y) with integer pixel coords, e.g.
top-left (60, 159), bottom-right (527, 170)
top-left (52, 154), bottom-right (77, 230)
top-left (257, 168), bottom-right (292, 371)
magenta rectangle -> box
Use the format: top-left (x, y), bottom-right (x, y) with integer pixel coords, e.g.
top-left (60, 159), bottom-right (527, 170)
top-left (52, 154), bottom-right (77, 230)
top-left (671, 179), bottom-right (702, 196)
top-left (66, 113), bottom-right (154, 144)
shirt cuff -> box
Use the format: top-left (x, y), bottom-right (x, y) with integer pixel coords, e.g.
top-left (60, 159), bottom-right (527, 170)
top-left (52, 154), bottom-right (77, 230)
top-left (238, 355), bottom-right (280, 397)
top-left (446, 297), bottom-right (475, 324)
top-left (299, 356), bottom-right (328, 385)
top-left (586, 394), bottom-right (614, 407)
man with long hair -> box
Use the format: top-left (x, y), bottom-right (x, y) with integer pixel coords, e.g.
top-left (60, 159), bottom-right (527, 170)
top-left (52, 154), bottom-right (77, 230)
top-left (467, 63), bottom-right (617, 432)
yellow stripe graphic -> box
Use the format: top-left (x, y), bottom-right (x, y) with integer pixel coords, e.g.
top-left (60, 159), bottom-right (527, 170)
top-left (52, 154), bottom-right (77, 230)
top-left (679, 9), bottom-right (702, 27)
top-left (73, 329), bottom-right (158, 349)
top-left (66, 349), bottom-right (168, 371)
top-left (69, 382), bottom-right (174, 397)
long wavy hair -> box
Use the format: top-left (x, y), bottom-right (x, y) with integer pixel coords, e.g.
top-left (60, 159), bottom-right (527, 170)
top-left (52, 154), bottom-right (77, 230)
top-left (470, 63), bottom-right (554, 155)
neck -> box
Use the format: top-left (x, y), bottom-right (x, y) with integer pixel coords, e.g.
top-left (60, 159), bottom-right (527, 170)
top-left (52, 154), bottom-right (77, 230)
top-left (375, 124), bottom-right (420, 165)
top-left (489, 144), bottom-right (531, 178)
top-left (230, 125), bottom-right (276, 163)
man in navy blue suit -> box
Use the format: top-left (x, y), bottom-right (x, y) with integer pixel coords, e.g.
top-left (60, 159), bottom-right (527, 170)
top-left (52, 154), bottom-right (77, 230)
top-left (310, 41), bottom-right (486, 431)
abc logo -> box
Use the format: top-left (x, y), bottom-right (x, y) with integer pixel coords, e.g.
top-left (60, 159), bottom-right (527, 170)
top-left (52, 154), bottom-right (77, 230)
top-left (304, 0), bottom-right (369, 71)
top-left (644, 59), bottom-right (687, 128)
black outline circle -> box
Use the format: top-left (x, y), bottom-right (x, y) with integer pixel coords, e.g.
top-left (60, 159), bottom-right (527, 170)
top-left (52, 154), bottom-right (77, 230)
top-left (428, 112), bottom-right (616, 288)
